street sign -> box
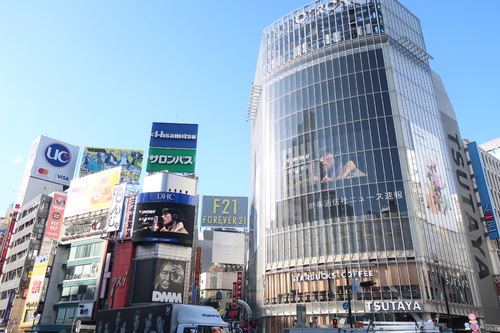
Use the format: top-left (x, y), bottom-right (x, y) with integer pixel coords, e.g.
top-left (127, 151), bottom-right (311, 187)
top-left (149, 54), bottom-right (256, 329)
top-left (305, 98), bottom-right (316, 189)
top-left (342, 302), bottom-right (349, 310)
top-left (468, 313), bottom-right (477, 320)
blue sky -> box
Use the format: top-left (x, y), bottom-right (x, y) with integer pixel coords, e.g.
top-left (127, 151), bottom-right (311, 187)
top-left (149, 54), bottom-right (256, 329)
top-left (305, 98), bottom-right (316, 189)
top-left (1, 0), bottom-right (499, 212)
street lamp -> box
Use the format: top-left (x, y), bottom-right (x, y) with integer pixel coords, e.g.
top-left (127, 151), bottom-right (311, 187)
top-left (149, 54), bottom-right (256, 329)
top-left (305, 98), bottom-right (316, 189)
top-left (215, 290), bottom-right (223, 309)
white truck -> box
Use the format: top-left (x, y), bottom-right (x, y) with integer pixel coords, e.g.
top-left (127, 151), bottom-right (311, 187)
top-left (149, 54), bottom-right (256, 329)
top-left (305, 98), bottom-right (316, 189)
top-left (96, 303), bottom-right (229, 333)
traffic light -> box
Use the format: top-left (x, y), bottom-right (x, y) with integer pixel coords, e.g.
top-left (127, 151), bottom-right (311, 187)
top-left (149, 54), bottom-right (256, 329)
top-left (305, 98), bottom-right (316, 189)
top-left (360, 281), bottom-right (375, 287)
top-left (332, 319), bottom-right (338, 328)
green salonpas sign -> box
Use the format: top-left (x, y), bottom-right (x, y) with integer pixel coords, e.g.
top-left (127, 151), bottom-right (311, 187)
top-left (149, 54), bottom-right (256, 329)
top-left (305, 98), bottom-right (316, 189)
top-left (146, 147), bottom-right (196, 173)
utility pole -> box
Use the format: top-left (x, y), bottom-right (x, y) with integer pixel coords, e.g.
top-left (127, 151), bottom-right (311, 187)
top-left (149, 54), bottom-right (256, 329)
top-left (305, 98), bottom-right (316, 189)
top-left (345, 267), bottom-right (353, 328)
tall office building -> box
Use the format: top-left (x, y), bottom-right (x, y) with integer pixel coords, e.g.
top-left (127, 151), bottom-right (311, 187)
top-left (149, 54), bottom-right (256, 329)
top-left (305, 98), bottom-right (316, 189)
top-left (248, 0), bottom-right (500, 331)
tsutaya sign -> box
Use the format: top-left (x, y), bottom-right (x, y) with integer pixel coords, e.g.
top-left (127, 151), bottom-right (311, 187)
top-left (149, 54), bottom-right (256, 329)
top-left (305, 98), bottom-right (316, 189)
top-left (292, 270), bottom-right (373, 282)
top-left (365, 301), bottom-right (423, 313)
top-left (294, 0), bottom-right (359, 24)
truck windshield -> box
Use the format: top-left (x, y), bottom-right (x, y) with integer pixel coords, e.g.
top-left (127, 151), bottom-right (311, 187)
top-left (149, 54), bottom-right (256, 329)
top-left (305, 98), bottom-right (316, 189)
top-left (196, 326), bottom-right (230, 333)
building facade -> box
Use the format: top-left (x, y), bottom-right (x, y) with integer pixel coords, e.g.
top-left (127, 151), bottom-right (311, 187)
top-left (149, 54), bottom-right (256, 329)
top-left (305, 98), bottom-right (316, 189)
top-left (249, 0), bottom-right (499, 331)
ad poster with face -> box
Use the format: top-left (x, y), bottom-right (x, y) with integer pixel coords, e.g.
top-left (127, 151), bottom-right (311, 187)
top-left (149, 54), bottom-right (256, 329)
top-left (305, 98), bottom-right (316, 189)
top-left (132, 192), bottom-right (196, 246)
top-left (152, 259), bottom-right (186, 304)
top-left (130, 259), bottom-right (187, 305)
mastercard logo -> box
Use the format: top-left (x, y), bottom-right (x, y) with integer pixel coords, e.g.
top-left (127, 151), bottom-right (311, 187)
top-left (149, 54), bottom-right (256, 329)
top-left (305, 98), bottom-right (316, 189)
top-left (38, 168), bottom-right (49, 175)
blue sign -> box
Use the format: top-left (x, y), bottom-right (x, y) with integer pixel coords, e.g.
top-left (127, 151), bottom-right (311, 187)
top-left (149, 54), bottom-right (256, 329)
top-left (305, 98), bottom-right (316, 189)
top-left (342, 302), bottom-right (349, 310)
top-left (138, 192), bottom-right (197, 205)
top-left (44, 142), bottom-right (72, 168)
top-left (467, 142), bottom-right (500, 239)
top-left (150, 122), bottom-right (198, 149)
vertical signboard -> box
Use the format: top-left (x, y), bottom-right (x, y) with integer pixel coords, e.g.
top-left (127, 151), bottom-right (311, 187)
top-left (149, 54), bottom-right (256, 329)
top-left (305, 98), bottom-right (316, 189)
top-left (193, 247), bottom-right (202, 304)
top-left (467, 141), bottom-right (500, 239)
top-left (232, 282), bottom-right (238, 308)
top-left (21, 256), bottom-right (49, 324)
top-left (0, 218), bottom-right (10, 257)
top-left (44, 192), bottom-right (67, 239)
top-left (146, 122), bottom-right (198, 174)
top-left (0, 208), bottom-right (17, 276)
top-left (236, 271), bottom-right (243, 303)
top-left (122, 195), bottom-right (136, 238)
top-left (106, 183), bottom-right (127, 232)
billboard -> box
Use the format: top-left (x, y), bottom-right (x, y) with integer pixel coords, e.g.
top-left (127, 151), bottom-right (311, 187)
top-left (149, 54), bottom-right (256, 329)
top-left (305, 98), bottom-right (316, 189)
top-left (149, 122), bottom-right (198, 149)
top-left (152, 259), bottom-right (186, 303)
top-left (147, 123), bottom-right (198, 174)
top-left (64, 167), bottom-right (122, 217)
top-left (44, 192), bottom-right (67, 239)
top-left (132, 192), bottom-right (196, 246)
top-left (467, 141), bottom-right (500, 239)
top-left (146, 148), bottom-right (196, 173)
top-left (97, 304), bottom-right (173, 333)
top-left (410, 123), bottom-right (457, 231)
top-left (22, 135), bottom-right (79, 186)
top-left (79, 147), bottom-right (143, 184)
top-left (201, 196), bottom-right (248, 228)
top-left (212, 231), bottom-right (245, 265)
top-left (131, 259), bottom-right (187, 304)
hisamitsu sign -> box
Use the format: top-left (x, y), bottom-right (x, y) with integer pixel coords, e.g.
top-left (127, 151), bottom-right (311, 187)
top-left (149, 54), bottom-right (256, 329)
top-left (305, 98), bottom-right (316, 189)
top-left (201, 196), bottom-right (248, 228)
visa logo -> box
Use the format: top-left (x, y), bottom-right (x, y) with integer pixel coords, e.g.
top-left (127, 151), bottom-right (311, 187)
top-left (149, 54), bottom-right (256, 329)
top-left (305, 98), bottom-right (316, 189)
top-left (56, 174), bottom-right (69, 181)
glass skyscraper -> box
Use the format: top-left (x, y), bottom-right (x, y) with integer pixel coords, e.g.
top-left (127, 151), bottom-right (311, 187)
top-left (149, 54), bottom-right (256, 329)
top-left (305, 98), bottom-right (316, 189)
top-left (248, 0), bottom-right (499, 331)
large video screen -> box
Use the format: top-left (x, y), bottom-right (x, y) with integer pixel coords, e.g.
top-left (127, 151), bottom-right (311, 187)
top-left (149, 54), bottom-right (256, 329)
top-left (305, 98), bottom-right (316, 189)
top-left (132, 192), bottom-right (196, 246)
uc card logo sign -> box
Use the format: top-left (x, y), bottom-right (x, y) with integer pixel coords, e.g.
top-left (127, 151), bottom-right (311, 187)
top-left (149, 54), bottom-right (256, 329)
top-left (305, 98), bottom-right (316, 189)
top-left (43, 142), bottom-right (72, 168)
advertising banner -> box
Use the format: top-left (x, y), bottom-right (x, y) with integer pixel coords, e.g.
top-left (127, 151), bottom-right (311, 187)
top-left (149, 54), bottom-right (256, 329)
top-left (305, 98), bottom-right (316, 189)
top-left (97, 304), bottom-right (173, 333)
top-left (44, 192), bottom-right (67, 239)
top-left (410, 123), bottom-right (457, 231)
top-left (201, 196), bottom-right (248, 228)
top-left (132, 192), bottom-right (196, 246)
top-left (0, 218), bottom-right (9, 256)
top-left (146, 148), bottom-right (196, 174)
top-left (467, 141), bottom-right (500, 239)
top-left (21, 256), bottom-right (49, 324)
top-left (147, 122), bottom-right (198, 174)
top-left (122, 195), bottom-right (136, 238)
top-left (152, 259), bottom-right (186, 303)
top-left (130, 259), bottom-right (187, 304)
top-left (106, 183), bottom-right (127, 232)
top-left (23, 135), bottom-right (79, 186)
top-left (80, 147), bottom-right (143, 184)
top-left (149, 122), bottom-right (198, 149)
top-left (64, 167), bottom-right (122, 217)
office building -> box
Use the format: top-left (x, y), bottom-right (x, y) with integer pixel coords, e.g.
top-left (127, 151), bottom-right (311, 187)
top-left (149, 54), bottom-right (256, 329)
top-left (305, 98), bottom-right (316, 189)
top-left (248, 0), bottom-right (500, 331)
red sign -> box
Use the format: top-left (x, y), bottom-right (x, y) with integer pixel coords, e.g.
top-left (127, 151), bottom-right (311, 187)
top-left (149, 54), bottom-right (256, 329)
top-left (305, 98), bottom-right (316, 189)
top-left (44, 193), bottom-right (67, 239)
top-left (468, 313), bottom-right (477, 320)
top-left (194, 247), bottom-right (202, 292)
top-left (232, 282), bottom-right (238, 308)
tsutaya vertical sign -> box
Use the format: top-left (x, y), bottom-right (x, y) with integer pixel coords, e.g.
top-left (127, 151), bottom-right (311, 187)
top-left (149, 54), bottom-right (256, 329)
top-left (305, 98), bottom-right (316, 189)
top-left (441, 110), bottom-right (498, 318)
top-left (147, 122), bottom-right (198, 174)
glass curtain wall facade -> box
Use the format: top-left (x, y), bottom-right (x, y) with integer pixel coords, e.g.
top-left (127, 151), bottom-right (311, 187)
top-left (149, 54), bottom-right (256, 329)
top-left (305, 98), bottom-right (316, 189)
top-left (249, 0), bottom-right (483, 331)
